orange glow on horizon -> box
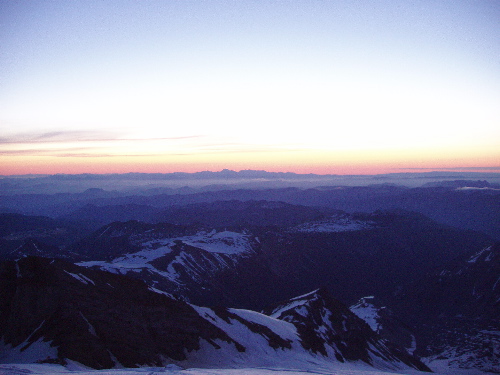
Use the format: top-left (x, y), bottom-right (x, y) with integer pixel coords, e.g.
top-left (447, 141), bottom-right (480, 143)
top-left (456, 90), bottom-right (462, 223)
top-left (2, 146), bottom-right (500, 176)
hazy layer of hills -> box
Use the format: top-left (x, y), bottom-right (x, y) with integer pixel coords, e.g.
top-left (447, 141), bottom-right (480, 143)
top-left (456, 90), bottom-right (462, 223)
top-left (1, 172), bottom-right (500, 239)
top-left (2, 170), bottom-right (500, 194)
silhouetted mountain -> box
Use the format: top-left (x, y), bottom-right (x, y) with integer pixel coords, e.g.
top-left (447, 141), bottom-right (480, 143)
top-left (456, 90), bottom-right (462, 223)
top-left (0, 213), bottom-right (66, 238)
top-left (68, 220), bottom-right (199, 261)
top-left (154, 200), bottom-right (333, 227)
top-left (60, 203), bottom-right (160, 230)
top-left (71, 221), bottom-right (276, 307)
top-left (255, 210), bottom-right (492, 305)
top-left (421, 179), bottom-right (500, 188)
top-left (2, 171), bottom-right (500, 194)
top-left (0, 256), bottom-right (241, 369)
top-left (0, 213), bottom-right (83, 259)
top-left (1, 180), bottom-right (498, 373)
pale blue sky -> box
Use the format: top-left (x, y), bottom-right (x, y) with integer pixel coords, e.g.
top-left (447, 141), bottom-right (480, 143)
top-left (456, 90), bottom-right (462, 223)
top-left (1, 1), bottom-right (499, 173)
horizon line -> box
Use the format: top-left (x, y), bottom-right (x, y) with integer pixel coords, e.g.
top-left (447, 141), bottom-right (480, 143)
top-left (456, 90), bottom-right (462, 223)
top-left (2, 167), bottom-right (500, 179)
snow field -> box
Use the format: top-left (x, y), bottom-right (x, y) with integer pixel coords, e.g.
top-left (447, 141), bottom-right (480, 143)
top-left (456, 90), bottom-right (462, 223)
top-left (2, 363), bottom-right (482, 375)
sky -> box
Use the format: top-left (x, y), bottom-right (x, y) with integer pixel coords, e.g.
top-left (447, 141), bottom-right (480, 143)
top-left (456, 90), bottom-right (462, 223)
top-left (1, 0), bottom-right (499, 175)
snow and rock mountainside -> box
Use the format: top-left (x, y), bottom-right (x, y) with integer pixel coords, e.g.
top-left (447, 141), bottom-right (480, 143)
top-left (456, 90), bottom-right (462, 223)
top-left (262, 289), bottom-right (429, 372)
top-left (71, 221), bottom-right (262, 307)
top-left (350, 297), bottom-right (417, 356)
top-left (64, 210), bottom-right (492, 310)
top-left (0, 256), bottom-right (430, 372)
top-left (395, 243), bottom-right (500, 373)
top-left (0, 256), bottom-right (241, 369)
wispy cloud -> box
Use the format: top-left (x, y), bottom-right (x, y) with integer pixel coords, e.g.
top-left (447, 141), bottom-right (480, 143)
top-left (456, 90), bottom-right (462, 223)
top-left (0, 131), bottom-right (120, 145)
top-left (0, 130), bottom-right (202, 145)
top-left (0, 128), bottom-right (311, 162)
top-left (0, 147), bottom-right (109, 157)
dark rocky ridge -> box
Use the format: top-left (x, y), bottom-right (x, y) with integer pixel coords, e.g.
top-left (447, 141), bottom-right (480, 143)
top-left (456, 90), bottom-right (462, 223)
top-left (0, 257), bottom-right (241, 368)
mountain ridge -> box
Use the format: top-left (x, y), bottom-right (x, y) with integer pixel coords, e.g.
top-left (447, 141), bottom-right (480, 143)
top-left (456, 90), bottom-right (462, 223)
top-left (0, 256), bottom-right (430, 372)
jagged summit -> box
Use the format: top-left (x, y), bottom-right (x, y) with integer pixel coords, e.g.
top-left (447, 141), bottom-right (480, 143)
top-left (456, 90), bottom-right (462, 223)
top-left (263, 287), bottom-right (430, 371)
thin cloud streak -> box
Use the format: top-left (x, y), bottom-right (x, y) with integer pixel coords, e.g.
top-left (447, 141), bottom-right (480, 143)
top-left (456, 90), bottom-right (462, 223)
top-left (0, 130), bottom-right (118, 144)
top-left (0, 131), bottom-right (203, 145)
top-left (0, 135), bottom-right (305, 158)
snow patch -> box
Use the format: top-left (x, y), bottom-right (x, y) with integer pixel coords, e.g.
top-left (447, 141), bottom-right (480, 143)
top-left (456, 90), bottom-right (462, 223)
top-left (15, 260), bottom-right (21, 278)
top-left (467, 246), bottom-right (492, 263)
top-left (0, 338), bottom-right (58, 365)
top-left (408, 334), bottom-right (417, 355)
top-left (182, 231), bottom-right (254, 255)
top-left (148, 286), bottom-right (176, 298)
top-left (493, 277), bottom-right (500, 290)
top-left (63, 271), bottom-right (93, 285)
top-left (79, 312), bottom-right (97, 336)
top-left (350, 297), bottom-right (380, 333)
top-left (291, 215), bottom-right (374, 233)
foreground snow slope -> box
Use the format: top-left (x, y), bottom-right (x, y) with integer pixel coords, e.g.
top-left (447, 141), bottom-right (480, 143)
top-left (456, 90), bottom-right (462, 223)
top-left (0, 363), bottom-right (492, 375)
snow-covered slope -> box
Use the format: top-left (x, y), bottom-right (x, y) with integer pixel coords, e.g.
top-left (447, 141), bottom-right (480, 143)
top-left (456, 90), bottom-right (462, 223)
top-left (76, 228), bottom-right (258, 302)
top-left (351, 297), bottom-right (382, 332)
top-left (0, 363), bottom-right (464, 375)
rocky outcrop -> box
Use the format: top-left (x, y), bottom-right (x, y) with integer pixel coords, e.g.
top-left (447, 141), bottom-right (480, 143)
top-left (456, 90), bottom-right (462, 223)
top-left (263, 288), bottom-right (430, 372)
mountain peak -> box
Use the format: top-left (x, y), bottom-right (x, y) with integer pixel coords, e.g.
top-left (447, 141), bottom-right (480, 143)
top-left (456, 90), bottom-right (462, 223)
top-left (263, 289), bottom-right (430, 372)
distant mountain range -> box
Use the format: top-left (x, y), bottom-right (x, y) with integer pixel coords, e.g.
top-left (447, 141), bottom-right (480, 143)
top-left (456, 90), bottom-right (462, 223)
top-left (1, 180), bottom-right (499, 239)
top-left (1, 175), bottom-right (499, 373)
top-left (1, 170), bottom-right (500, 195)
